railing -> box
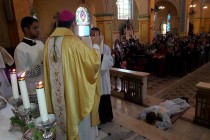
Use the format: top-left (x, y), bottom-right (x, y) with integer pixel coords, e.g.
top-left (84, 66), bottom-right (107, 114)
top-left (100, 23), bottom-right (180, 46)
top-left (110, 68), bottom-right (150, 105)
top-left (195, 82), bottom-right (210, 128)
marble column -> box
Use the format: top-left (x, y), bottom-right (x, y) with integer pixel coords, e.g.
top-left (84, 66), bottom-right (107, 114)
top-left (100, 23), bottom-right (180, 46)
top-left (179, 0), bottom-right (190, 36)
top-left (138, 15), bottom-right (150, 44)
top-left (149, 0), bottom-right (155, 44)
top-left (199, 0), bottom-right (206, 33)
top-left (135, 0), bottom-right (152, 44)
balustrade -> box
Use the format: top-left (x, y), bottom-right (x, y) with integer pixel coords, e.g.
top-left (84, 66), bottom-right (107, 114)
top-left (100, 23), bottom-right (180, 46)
top-left (195, 82), bottom-right (210, 128)
top-left (110, 68), bottom-right (150, 105)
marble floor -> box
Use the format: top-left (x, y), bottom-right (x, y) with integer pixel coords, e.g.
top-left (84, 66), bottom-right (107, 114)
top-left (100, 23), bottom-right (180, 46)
top-left (97, 62), bottom-right (210, 140)
top-left (154, 62), bottom-right (210, 107)
top-left (97, 96), bottom-right (210, 140)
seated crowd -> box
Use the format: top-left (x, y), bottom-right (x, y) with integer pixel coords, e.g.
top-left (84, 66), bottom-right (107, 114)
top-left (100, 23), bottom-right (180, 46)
top-left (112, 33), bottom-right (210, 77)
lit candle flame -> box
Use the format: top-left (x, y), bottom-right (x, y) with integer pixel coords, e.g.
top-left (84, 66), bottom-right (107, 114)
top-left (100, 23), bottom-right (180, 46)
top-left (17, 72), bottom-right (26, 81)
top-left (10, 69), bottom-right (16, 74)
top-left (20, 72), bottom-right (26, 78)
top-left (38, 81), bottom-right (43, 85)
top-left (203, 6), bottom-right (208, 9)
top-left (36, 81), bottom-right (44, 89)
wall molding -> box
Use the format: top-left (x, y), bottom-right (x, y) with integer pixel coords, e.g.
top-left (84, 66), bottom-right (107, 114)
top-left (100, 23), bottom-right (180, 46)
top-left (94, 13), bottom-right (113, 17)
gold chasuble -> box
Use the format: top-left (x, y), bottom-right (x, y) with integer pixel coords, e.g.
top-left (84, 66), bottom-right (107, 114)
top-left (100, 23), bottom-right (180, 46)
top-left (44, 27), bottom-right (101, 140)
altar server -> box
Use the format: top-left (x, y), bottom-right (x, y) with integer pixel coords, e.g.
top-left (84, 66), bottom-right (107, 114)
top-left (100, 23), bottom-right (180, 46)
top-left (14, 16), bottom-right (44, 95)
top-left (90, 27), bottom-right (114, 124)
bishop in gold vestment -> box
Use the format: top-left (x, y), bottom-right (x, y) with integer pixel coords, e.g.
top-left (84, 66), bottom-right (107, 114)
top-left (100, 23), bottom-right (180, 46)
top-left (43, 10), bottom-right (101, 140)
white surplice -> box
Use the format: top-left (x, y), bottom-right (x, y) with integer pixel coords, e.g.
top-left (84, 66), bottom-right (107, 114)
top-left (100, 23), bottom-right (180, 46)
top-left (100, 44), bottom-right (113, 95)
top-left (14, 39), bottom-right (44, 95)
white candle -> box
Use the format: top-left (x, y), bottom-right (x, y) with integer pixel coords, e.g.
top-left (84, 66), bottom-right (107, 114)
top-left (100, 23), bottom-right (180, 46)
top-left (36, 81), bottom-right (48, 123)
top-left (10, 69), bottom-right (19, 99)
top-left (18, 72), bottom-right (30, 109)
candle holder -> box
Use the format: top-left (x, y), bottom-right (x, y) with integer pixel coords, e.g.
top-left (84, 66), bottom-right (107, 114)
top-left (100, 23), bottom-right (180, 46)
top-left (35, 114), bottom-right (57, 140)
top-left (18, 103), bottom-right (38, 125)
top-left (11, 98), bottom-right (21, 110)
top-left (9, 103), bottom-right (39, 131)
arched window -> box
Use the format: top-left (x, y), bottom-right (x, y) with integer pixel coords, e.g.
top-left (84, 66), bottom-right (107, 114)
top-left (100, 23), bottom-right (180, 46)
top-left (116, 0), bottom-right (133, 20)
top-left (161, 22), bottom-right (167, 35)
top-left (76, 7), bottom-right (90, 37)
top-left (167, 12), bottom-right (171, 32)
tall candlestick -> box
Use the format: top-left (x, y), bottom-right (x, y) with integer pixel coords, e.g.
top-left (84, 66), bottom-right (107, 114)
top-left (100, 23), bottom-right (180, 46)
top-left (10, 69), bottom-right (19, 99)
top-left (36, 81), bottom-right (49, 123)
top-left (18, 72), bottom-right (30, 109)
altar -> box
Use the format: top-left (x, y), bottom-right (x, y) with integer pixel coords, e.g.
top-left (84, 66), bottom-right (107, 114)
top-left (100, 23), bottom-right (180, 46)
top-left (123, 19), bottom-right (134, 40)
top-left (125, 29), bottom-right (134, 40)
top-left (0, 96), bottom-right (22, 140)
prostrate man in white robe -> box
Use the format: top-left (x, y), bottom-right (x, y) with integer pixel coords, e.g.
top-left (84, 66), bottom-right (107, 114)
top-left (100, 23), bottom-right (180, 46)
top-left (89, 27), bottom-right (114, 123)
top-left (14, 16), bottom-right (44, 96)
top-left (139, 98), bottom-right (190, 129)
top-left (0, 46), bottom-right (14, 100)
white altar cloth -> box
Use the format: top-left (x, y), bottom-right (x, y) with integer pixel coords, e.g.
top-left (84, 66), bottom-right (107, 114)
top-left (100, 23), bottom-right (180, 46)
top-left (0, 96), bottom-right (22, 140)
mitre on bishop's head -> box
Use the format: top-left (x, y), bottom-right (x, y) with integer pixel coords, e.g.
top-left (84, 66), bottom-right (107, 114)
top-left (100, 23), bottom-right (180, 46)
top-left (58, 10), bottom-right (75, 21)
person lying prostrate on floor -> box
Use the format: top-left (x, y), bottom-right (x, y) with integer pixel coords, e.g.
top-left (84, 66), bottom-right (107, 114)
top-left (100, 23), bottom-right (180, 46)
top-left (139, 98), bottom-right (190, 130)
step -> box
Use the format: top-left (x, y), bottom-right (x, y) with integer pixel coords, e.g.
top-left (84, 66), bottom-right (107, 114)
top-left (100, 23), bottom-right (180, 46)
top-left (113, 110), bottom-right (192, 140)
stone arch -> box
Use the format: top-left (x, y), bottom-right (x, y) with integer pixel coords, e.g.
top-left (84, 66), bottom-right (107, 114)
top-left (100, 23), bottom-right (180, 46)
top-left (155, 0), bottom-right (179, 34)
top-left (156, 0), bottom-right (180, 17)
top-left (134, 0), bottom-right (180, 16)
top-left (134, 0), bottom-right (148, 15)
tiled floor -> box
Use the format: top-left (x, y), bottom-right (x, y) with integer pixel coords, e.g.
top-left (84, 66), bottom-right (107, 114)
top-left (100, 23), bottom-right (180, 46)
top-left (98, 122), bottom-right (146, 140)
top-left (98, 62), bottom-right (210, 140)
top-left (97, 97), bottom-right (147, 140)
top-left (155, 62), bottom-right (210, 107)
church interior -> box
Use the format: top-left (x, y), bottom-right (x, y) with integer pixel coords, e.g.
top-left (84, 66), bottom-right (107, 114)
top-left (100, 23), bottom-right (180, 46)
top-left (0, 0), bottom-right (210, 140)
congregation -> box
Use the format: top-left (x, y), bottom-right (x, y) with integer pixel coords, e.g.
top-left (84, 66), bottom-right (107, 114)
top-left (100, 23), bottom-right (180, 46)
top-left (1, 0), bottom-right (210, 139)
top-left (112, 33), bottom-right (210, 77)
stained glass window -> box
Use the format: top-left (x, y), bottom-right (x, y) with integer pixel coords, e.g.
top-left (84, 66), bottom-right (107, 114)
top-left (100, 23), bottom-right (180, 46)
top-left (76, 7), bottom-right (90, 36)
top-left (116, 0), bottom-right (133, 20)
top-left (167, 13), bottom-right (171, 32)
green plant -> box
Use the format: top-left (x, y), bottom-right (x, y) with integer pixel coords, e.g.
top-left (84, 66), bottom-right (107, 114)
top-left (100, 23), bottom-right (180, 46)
top-left (10, 116), bottom-right (25, 127)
